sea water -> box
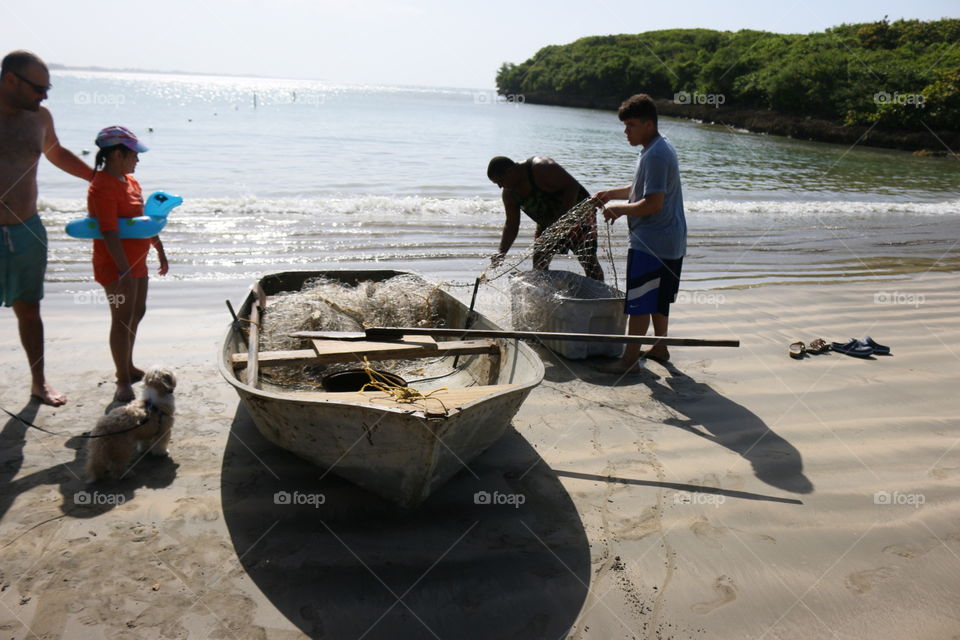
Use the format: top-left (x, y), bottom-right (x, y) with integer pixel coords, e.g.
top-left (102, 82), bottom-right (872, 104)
top-left (35, 70), bottom-right (960, 289)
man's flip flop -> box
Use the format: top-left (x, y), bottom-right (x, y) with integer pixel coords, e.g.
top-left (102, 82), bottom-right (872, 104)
top-left (789, 341), bottom-right (806, 359)
top-left (831, 339), bottom-right (874, 358)
top-left (859, 336), bottom-right (891, 355)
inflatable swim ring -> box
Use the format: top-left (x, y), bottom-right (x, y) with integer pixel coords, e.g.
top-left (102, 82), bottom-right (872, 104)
top-left (65, 191), bottom-right (183, 239)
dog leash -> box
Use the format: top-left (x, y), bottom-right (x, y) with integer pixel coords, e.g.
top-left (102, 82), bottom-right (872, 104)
top-left (1, 403), bottom-right (160, 439)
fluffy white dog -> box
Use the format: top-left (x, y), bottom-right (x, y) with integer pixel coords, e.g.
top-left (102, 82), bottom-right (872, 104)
top-left (85, 367), bottom-right (177, 482)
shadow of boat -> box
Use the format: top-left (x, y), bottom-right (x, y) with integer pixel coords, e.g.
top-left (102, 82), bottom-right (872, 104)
top-left (220, 404), bottom-right (591, 639)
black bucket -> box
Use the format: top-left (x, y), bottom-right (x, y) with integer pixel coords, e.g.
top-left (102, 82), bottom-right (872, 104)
top-left (321, 369), bottom-right (408, 392)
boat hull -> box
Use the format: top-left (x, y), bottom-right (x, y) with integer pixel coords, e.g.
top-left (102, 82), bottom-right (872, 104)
top-left (219, 270), bottom-right (544, 507)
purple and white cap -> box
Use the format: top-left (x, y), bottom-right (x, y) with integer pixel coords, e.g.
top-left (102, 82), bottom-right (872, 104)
top-left (95, 125), bottom-right (148, 152)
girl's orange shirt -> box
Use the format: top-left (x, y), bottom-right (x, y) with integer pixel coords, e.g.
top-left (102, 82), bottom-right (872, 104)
top-left (87, 172), bottom-right (152, 283)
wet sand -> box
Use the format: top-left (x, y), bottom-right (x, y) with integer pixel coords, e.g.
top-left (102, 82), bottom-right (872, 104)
top-left (1, 272), bottom-right (959, 639)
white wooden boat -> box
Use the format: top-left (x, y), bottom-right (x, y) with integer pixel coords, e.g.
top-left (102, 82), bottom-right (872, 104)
top-left (219, 270), bottom-right (544, 507)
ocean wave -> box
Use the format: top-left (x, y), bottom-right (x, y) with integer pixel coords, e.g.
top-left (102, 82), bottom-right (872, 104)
top-left (688, 199), bottom-right (960, 218)
top-left (39, 195), bottom-right (960, 226)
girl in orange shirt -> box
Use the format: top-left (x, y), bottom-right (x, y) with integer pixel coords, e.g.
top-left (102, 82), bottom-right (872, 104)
top-left (88, 126), bottom-right (168, 402)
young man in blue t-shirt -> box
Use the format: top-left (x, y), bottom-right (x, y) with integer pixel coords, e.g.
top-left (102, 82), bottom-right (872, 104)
top-left (594, 94), bottom-right (687, 373)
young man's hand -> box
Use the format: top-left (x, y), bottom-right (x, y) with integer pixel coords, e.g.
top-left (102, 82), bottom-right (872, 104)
top-left (603, 205), bottom-right (625, 223)
top-left (592, 190), bottom-right (614, 205)
top-left (489, 252), bottom-right (506, 268)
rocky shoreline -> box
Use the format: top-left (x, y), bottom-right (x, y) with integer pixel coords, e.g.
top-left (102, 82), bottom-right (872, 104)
top-left (514, 92), bottom-right (959, 156)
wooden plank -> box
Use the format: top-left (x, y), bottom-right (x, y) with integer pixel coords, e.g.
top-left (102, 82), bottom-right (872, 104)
top-left (232, 339), bottom-right (499, 368)
top-left (232, 349), bottom-right (317, 368)
top-left (312, 334), bottom-right (437, 358)
top-left (293, 327), bottom-right (740, 348)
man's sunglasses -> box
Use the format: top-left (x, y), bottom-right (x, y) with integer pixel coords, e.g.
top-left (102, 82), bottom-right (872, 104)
top-left (10, 71), bottom-right (51, 94)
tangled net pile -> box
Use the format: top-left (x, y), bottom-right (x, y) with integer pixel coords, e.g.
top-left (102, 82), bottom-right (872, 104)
top-left (258, 274), bottom-right (448, 389)
top-left (260, 274), bottom-right (445, 352)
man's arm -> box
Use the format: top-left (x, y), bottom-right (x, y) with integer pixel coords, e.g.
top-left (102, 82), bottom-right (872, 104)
top-left (593, 186), bottom-right (632, 204)
top-left (40, 108), bottom-right (95, 182)
top-left (491, 190), bottom-right (522, 267)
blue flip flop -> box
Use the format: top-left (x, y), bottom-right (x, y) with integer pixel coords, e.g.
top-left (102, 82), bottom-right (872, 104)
top-left (859, 336), bottom-right (891, 355)
top-left (831, 339), bottom-right (875, 358)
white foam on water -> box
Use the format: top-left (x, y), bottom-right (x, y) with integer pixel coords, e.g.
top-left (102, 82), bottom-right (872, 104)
top-left (37, 195), bottom-right (960, 286)
top-left (39, 195), bottom-right (960, 225)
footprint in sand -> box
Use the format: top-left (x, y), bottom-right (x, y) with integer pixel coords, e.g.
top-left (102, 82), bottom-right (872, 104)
top-left (929, 466), bottom-right (960, 480)
top-left (690, 516), bottom-right (777, 550)
top-left (690, 517), bottom-right (726, 549)
top-left (845, 566), bottom-right (896, 594)
top-left (691, 575), bottom-right (736, 613)
top-left (882, 542), bottom-right (934, 560)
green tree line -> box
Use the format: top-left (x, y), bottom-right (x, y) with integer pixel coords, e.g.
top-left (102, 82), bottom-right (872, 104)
top-left (496, 19), bottom-right (960, 132)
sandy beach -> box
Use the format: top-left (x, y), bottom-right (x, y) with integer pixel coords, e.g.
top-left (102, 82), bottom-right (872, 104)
top-left (2, 271), bottom-right (959, 639)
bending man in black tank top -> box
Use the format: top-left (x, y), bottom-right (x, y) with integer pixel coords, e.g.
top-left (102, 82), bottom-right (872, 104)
top-left (487, 156), bottom-right (604, 281)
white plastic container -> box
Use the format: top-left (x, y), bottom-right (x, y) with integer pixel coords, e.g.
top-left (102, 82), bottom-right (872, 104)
top-left (510, 270), bottom-right (626, 359)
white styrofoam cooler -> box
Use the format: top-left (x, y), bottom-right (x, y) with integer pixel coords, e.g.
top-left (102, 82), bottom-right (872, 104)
top-left (510, 270), bottom-right (626, 360)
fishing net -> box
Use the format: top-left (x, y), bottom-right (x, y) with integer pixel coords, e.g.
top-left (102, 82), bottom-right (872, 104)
top-left (470, 197), bottom-right (623, 339)
top-left (480, 197), bottom-right (618, 288)
top-left (260, 274), bottom-right (446, 352)
top-left (258, 274), bottom-right (450, 390)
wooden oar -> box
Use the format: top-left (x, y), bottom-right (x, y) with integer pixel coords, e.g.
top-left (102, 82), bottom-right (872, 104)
top-left (292, 327), bottom-right (739, 348)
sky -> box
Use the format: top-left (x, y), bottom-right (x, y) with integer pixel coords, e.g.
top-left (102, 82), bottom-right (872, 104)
top-left (2, 0), bottom-right (957, 89)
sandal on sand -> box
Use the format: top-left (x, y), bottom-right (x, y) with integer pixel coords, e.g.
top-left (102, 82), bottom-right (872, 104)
top-left (789, 341), bottom-right (806, 359)
top-left (831, 339), bottom-right (874, 358)
top-left (808, 338), bottom-right (830, 354)
top-left (859, 336), bottom-right (891, 355)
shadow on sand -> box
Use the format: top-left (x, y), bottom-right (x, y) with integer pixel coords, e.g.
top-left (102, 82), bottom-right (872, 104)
top-left (0, 398), bottom-right (178, 527)
top-left (644, 361), bottom-right (814, 494)
top-left (540, 349), bottom-right (813, 496)
top-left (220, 404), bottom-right (591, 640)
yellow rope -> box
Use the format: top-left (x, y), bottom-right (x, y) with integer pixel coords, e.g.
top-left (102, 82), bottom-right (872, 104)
top-left (358, 357), bottom-right (449, 411)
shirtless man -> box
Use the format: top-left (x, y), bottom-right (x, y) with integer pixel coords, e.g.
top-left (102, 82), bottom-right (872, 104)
top-left (0, 50), bottom-right (95, 406)
top-left (487, 156), bottom-right (604, 281)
